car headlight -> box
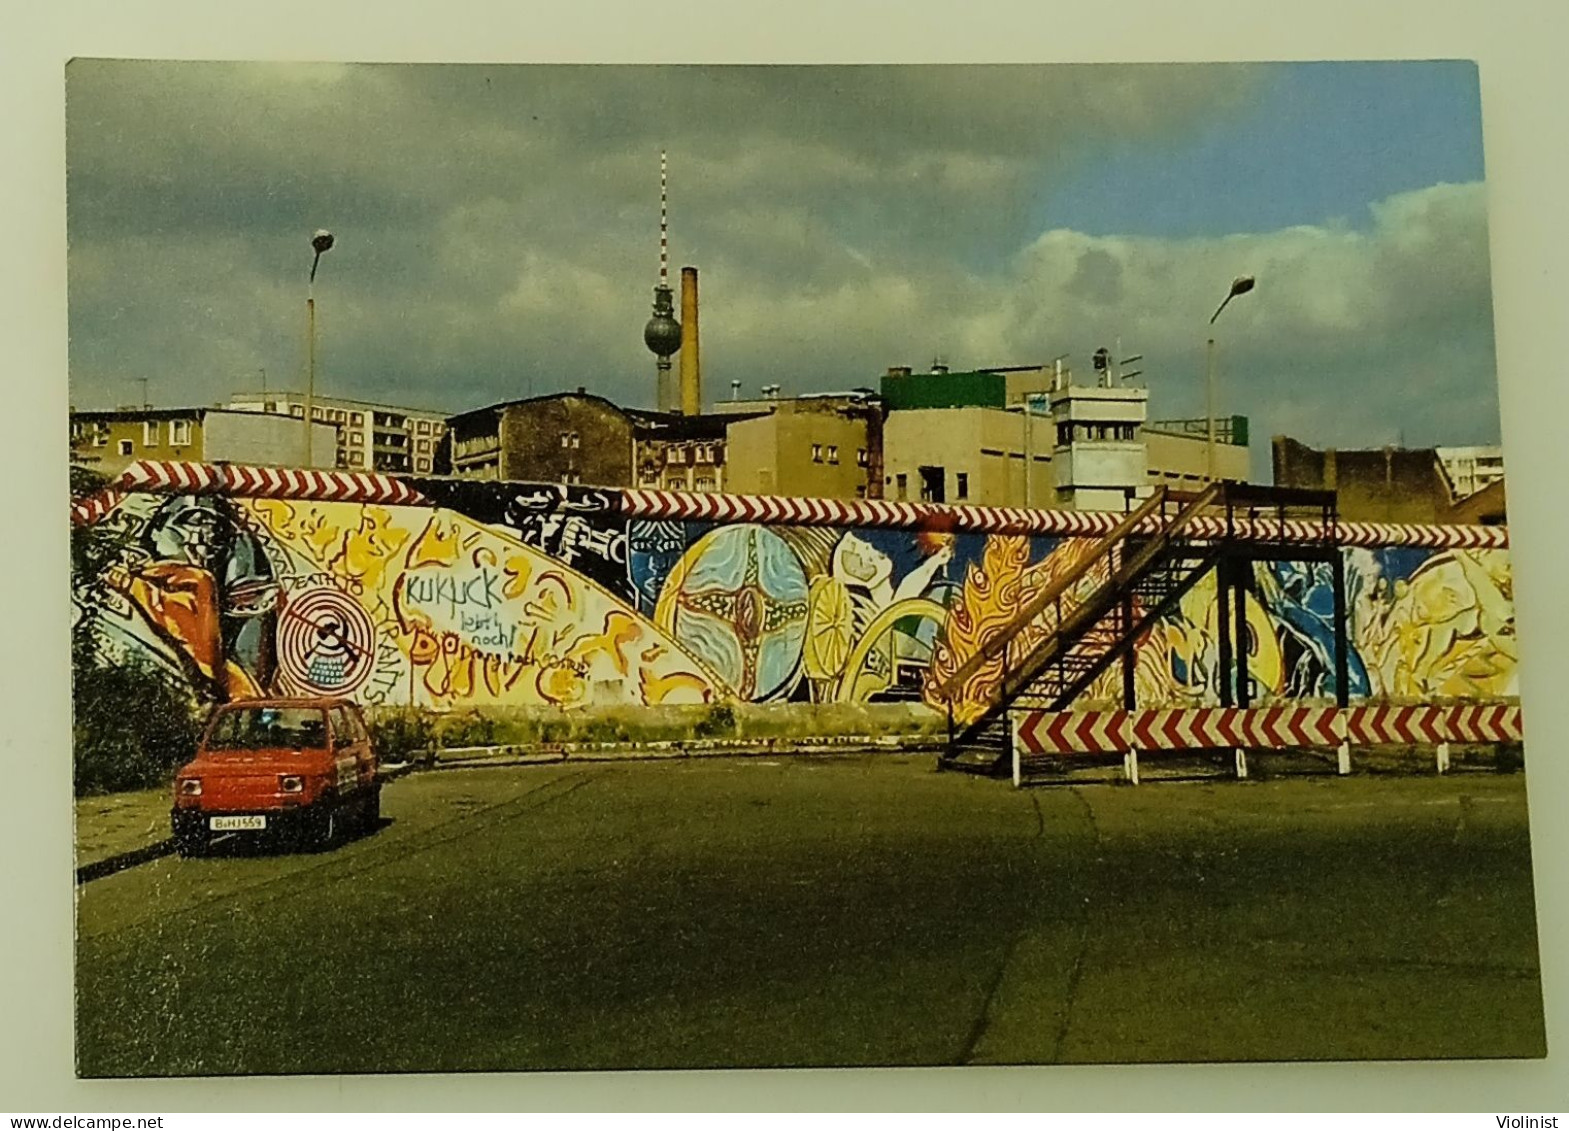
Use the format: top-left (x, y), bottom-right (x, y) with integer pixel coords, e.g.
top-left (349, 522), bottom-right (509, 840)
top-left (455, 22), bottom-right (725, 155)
top-left (279, 775), bottom-right (304, 794)
top-left (178, 778), bottom-right (202, 797)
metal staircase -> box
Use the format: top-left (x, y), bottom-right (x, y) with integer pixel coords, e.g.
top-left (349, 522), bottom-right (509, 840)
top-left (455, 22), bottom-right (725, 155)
top-left (934, 482), bottom-right (1346, 776)
top-left (935, 484), bottom-right (1224, 773)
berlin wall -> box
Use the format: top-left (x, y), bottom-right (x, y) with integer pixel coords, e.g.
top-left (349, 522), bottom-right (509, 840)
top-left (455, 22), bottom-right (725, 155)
top-left (70, 462), bottom-right (1517, 721)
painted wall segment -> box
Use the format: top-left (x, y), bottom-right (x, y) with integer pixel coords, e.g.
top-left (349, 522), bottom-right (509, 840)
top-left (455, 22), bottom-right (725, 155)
top-left (71, 465), bottom-right (1520, 718)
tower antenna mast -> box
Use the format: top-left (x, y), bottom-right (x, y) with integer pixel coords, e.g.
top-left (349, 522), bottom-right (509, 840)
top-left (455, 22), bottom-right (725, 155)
top-left (642, 148), bottom-right (683, 412)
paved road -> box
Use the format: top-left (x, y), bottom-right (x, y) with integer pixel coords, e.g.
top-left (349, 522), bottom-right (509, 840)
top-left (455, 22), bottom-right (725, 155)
top-left (74, 757), bottom-right (1546, 1075)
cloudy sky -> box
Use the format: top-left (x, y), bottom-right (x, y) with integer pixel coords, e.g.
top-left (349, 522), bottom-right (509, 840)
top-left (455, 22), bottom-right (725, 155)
top-left (66, 60), bottom-right (1498, 466)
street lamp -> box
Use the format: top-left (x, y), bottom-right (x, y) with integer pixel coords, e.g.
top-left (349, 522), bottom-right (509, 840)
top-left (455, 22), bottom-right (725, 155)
top-left (1206, 274), bottom-right (1255, 482)
top-left (304, 229), bottom-right (335, 467)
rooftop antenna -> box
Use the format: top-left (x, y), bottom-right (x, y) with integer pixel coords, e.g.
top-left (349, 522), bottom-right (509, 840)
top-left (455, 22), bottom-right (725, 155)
top-left (129, 377), bottom-right (150, 409)
top-left (731, 379), bottom-right (741, 401)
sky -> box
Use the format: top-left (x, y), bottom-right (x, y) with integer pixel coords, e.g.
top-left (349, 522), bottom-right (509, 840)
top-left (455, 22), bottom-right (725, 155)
top-left (64, 60), bottom-right (1499, 465)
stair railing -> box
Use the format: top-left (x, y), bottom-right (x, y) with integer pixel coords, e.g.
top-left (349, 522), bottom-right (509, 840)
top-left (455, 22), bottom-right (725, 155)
top-left (935, 481), bottom-right (1226, 730)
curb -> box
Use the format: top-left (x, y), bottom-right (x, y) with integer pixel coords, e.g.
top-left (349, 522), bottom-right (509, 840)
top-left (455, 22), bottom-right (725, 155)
top-left (425, 735), bottom-right (945, 769)
top-left (75, 837), bottom-right (177, 885)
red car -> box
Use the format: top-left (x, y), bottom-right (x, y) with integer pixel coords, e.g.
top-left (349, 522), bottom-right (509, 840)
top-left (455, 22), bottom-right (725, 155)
top-left (171, 697), bottom-right (381, 856)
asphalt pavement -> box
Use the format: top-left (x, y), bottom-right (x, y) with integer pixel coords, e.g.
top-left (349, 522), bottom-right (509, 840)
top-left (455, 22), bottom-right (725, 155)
top-left (73, 756), bottom-right (1547, 1075)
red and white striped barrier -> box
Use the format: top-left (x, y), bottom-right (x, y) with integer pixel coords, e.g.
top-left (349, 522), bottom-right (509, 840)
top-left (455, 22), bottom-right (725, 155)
top-left (1344, 702), bottom-right (1523, 746)
top-left (1013, 702), bottom-right (1523, 756)
top-left (619, 488), bottom-right (1508, 548)
top-left (70, 462), bottom-right (1509, 550)
top-left (70, 460), bottom-right (428, 523)
top-left (68, 487), bottom-right (127, 527)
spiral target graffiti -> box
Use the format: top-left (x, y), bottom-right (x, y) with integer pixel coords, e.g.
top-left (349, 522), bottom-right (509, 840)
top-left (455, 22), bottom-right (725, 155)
top-left (277, 586), bottom-right (378, 696)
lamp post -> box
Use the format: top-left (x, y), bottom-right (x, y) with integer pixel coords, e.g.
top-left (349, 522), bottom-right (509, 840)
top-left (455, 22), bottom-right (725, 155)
top-left (304, 229), bottom-right (335, 467)
top-left (1206, 274), bottom-right (1255, 482)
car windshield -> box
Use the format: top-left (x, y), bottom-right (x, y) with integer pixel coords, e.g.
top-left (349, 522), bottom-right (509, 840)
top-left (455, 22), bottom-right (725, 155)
top-left (206, 706), bottom-right (328, 751)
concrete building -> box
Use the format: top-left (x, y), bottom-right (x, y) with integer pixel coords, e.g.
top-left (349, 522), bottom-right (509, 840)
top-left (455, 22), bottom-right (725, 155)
top-left (448, 391), bottom-right (638, 485)
top-left (631, 410), bottom-right (737, 493)
top-left (1048, 382), bottom-right (1150, 510)
top-left (719, 393), bottom-right (884, 499)
top-left (1143, 417), bottom-right (1252, 490)
top-left (876, 362), bottom-right (1250, 510)
top-left (228, 391), bottom-right (447, 474)
top-left (1447, 477), bottom-right (1506, 526)
top-left (880, 363), bottom-right (1054, 411)
top-left (1272, 436), bottom-right (1458, 523)
top-left (70, 407), bottom-right (337, 477)
top-left (1436, 445), bottom-right (1505, 500)
top-left (881, 406), bottom-right (1052, 504)
top-left (447, 390), bottom-right (750, 492)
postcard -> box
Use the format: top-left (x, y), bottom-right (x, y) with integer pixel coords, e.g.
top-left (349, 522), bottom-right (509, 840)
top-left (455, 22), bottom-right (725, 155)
top-left (66, 61), bottom-right (1542, 1076)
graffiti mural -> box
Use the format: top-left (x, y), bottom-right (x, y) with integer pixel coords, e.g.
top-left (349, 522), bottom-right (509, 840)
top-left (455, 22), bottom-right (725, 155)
top-left (70, 476), bottom-right (1519, 715)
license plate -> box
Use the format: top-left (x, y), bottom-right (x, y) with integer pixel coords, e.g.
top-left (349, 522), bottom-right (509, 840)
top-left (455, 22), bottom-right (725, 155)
top-left (210, 815), bottom-right (267, 831)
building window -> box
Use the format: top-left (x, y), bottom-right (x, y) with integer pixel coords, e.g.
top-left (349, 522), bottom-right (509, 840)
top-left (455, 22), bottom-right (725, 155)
top-left (170, 420), bottom-right (192, 445)
top-left (291, 406), bottom-right (305, 418)
top-left (855, 485), bottom-right (866, 498)
top-left (416, 439), bottom-right (430, 454)
top-left (417, 420), bottom-right (431, 434)
top-left (117, 439), bottom-right (134, 456)
top-left (349, 431), bottom-right (363, 447)
top-left (895, 473), bottom-right (908, 500)
top-left (143, 421), bottom-right (159, 446)
top-left (349, 452), bottom-right (364, 467)
top-left (415, 458), bottom-right (430, 472)
top-left (351, 412), bottom-right (364, 426)
top-left (92, 427), bottom-right (107, 447)
top-left (956, 472), bottom-right (969, 500)
top-left (665, 447), bottom-right (682, 465)
top-left (695, 445), bottom-right (711, 464)
top-left (665, 478), bottom-right (685, 491)
top-left (827, 445), bottom-right (839, 465)
top-left (694, 476), bottom-right (716, 492)
top-left (562, 471), bottom-right (581, 485)
top-left (812, 444), bottom-right (823, 463)
top-left (263, 401), bottom-right (277, 413)
top-left (857, 448), bottom-right (868, 467)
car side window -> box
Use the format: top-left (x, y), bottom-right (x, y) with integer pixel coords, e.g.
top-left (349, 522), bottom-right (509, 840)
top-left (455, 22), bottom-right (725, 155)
top-left (333, 705), bottom-right (365, 744)
top-left (351, 706), bottom-right (371, 744)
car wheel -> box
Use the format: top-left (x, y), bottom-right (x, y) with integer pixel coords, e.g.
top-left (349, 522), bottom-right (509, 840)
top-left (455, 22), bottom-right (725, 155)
top-left (309, 807), bottom-right (338, 852)
top-left (364, 784), bottom-right (382, 830)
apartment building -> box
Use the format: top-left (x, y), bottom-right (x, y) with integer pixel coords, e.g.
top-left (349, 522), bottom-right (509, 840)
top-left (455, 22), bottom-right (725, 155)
top-left (228, 391), bottom-right (447, 473)
top-left (69, 407), bottom-right (337, 476)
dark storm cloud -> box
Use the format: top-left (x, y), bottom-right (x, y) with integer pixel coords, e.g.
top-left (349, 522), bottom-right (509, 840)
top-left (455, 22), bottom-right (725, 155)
top-left (65, 61), bottom-right (1499, 455)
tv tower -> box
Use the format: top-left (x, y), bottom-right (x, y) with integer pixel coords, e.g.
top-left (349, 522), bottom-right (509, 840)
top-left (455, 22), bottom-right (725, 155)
top-left (642, 149), bottom-right (683, 412)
